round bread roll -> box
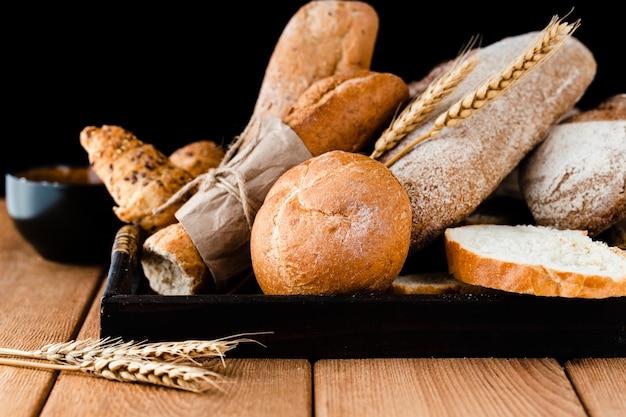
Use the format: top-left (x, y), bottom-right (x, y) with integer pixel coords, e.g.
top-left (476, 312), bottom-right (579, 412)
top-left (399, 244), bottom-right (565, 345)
top-left (284, 69), bottom-right (409, 156)
top-left (250, 150), bottom-right (412, 295)
top-left (169, 140), bottom-right (225, 178)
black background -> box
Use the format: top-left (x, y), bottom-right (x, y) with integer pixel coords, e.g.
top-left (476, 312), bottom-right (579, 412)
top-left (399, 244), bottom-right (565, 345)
top-left (3, 1), bottom-right (623, 195)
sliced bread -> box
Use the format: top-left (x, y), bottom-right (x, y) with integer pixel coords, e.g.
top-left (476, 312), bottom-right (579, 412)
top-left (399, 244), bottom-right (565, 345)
top-left (444, 224), bottom-right (626, 298)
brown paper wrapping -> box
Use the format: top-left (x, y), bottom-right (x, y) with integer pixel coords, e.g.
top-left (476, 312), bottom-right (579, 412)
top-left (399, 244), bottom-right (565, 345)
top-left (175, 115), bottom-right (312, 291)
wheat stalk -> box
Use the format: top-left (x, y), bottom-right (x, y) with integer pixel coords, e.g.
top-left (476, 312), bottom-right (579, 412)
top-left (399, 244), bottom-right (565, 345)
top-left (370, 41), bottom-right (479, 160)
top-left (0, 332), bottom-right (271, 393)
top-left (383, 15), bottom-right (580, 168)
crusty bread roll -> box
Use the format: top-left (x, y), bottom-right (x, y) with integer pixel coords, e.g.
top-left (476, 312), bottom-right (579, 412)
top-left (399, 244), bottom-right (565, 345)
top-left (141, 222), bottom-right (212, 295)
top-left (80, 125), bottom-right (194, 233)
top-left (169, 140), bottom-right (225, 178)
top-left (379, 31), bottom-right (596, 255)
top-left (518, 119), bottom-right (626, 236)
top-left (444, 224), bottom-right (626, 298)
top-left (284, 69), bottom-right (410, 156)
top-left (250, 150), bottom-right (412, 295)
top-left (252, 0), bottom-right (378, 121)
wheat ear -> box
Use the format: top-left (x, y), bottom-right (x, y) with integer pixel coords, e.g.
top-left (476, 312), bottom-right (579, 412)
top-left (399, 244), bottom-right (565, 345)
top-left (384, 15), bottom-right (580, 168)
top-left (370, 42), bottom-right (479, 160)
top-left (0, 333), bottom-right (271, 393)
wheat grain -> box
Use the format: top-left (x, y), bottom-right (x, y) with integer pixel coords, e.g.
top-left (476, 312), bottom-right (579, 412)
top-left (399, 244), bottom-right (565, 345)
top-left (0, 333), bottom-right (271, 392)
top-left (384, 15), bottom-right (580, 168)
top-left (370, 42), bottom-right (479, 160)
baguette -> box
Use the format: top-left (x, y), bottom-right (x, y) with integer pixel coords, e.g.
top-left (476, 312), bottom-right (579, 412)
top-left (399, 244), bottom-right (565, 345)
top-left (252, 0), bottom-right (378, 122)
top-left (141, 222), bottom-right (212, 295)
top-left (379, 30), bottom-right (596, 255)
top-left (444, 224), bottom-right (626, 298)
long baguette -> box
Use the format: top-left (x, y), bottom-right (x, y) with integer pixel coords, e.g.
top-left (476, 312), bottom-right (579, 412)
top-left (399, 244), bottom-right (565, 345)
top-left (379, 29), bottom-right (596, 255)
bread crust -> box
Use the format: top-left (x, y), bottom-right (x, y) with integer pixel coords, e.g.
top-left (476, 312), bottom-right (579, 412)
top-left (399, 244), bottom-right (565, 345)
top-left (284, 69), bottom-right (410, 156)
top-left (250, 150), bottom-right (412, 295)
top-left (141, 222), bottom-right (212, 295)
top-left (252, 0), bottom-right (378, 121)
top-left (444, 225), bottom-right (626, 298)
top-left (80, 125), bottom-right (194, 232)
top-left (519, 120), bottom-right (626, 236)
top-left (380, 33), bottom-right (596, 254)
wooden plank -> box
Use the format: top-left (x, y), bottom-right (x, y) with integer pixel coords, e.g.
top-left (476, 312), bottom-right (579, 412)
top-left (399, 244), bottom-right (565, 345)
top-left (565, 358), bottom-right (626, 417)
top-left (314, 358), bottom-right (586, 417)
top-left (0, 200), bottom-right (106, 417)
top-left (41, 264), bottom-right (313, 417)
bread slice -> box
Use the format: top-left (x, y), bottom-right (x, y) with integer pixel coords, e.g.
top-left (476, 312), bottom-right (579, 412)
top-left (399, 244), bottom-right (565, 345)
top-left (389, 272), bottom-right (496, 295)
top-left (444, 224), bottom-right (626, 298)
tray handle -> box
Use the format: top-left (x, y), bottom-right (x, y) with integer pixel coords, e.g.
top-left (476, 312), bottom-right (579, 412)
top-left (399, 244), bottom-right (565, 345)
top-left (104, 224), bottom-right (142, 295)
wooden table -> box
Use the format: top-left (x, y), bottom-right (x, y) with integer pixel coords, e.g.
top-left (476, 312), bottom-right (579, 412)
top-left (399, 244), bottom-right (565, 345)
top-left (1, 198), bottom-right (625, 417)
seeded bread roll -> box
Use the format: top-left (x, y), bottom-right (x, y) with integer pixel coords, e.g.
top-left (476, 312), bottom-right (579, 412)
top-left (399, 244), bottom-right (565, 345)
top-left (141, 222), bottom-right (212, 295)
top-left (250, 150), bottom-right (412, 295)
top-left (445, 224), bottom-right (626, 298)
top-left (169, 140), bottom-right (225, 178)
top-left (284, 69), bottom-right (410, 156)
top-left (252, 0), bottom-right (378, 121)
top-left (379, 31), bottom-right (596, 255)
top-left (80, 125), bottom-right (194, 233)
top-left (518, 103), bottom-right (626, 236)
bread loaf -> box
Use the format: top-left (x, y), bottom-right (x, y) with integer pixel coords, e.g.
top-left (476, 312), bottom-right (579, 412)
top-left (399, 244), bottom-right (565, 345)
top-left (519, 119), bottom-right (626, 236)
top-left (169, 140), bottom-right (225, 178)
top-left (444, 224), bottom-right (626, 298)
top-left (379, 31), bottom-right (596, 255)
top-left (80, 125), bottom-right (194, 232)
top-left (284, 69), bottom-right (410, 156)
top-left (141, 222), bottom-right (212, 295)
top-left (250, 150), bottom-right (412, 295)
top-left (252, 0), bottom-right (378, 121)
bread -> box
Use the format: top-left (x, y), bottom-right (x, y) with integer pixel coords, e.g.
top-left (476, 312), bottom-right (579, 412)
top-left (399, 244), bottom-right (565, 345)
top-left (251, 0), bottom-right (378, 121)
top-left (284, 69), bottom-right (410, 156)
top-left (379, 31), bottom-right (596, 255)
top-left (518, 119), bottom-right (626, 236)
top-left (141, 222), bottom-right (213, 295)
top-left (444, 224), bottom-right (626, 298)
top-left (562, 93), bottom-right (626, 122)
top-left (250, 150), bottom-right (412, 295)
top-left (169, 140), bottom-right (225, 177)
top-left (80, 125), bottom-right (194, 232)
top-left (389, 272), bottom-right (495, 295)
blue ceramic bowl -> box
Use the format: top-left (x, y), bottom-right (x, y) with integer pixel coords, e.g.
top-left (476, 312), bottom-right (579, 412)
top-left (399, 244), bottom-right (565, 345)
top-left (5, 165), bottom-right (123, 264)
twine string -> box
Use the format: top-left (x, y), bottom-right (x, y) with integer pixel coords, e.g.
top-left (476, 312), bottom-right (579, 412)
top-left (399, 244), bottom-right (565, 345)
top-left (152, 117), bottom-right (262, 229)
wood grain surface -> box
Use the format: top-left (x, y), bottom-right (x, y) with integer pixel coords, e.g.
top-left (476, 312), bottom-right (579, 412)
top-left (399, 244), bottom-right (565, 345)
top-left (1, 199), bottom-right (626, 417)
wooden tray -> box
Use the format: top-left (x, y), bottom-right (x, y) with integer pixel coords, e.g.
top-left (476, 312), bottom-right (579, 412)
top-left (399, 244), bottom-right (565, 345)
top-left (100, 224), bottom-right (626, 360)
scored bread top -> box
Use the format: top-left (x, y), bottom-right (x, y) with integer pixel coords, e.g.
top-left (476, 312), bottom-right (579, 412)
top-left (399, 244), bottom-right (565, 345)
top-left (444, 224), bottom-right (626, 298)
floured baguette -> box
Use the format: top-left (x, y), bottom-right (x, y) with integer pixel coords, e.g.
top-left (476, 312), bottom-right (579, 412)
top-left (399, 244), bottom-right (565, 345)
top-left (379, 26), bottom-right (596, 255)
top-left (444, 224), bottom-right (626, 298)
